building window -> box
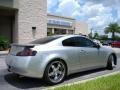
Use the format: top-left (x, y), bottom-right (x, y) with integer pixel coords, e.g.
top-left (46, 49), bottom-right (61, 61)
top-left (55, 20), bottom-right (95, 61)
top-left (54, 29), bottom-right (66, 35)
top-left (68, 30), bottom-right (74, 34)
top-left (47, 28), bottom-right (53, 36)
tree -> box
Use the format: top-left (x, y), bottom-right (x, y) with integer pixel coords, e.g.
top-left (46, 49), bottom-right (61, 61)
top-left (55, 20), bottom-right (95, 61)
top-left (114, 35), bottom-right (120, 41)
top-left (105, 23), bottom-right (120, 40)
top-left (99, 35), bottom-right (108, 40)
top-left (93, 32), bottom-right (99, 39)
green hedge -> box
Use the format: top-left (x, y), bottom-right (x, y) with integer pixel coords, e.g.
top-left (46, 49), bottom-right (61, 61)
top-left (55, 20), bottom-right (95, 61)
top-left (0, 36), bottom-right (9, 51)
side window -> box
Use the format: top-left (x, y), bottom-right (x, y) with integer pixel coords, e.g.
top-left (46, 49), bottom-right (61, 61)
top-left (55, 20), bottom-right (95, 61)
top-left (62, 37), bottom-right (96, 47)
top-left (62, 37), bottom-right (83, 47)
top-left (62, 37), bottom-right (76, 46)
top-left (78, 37), bottom-right (96, 47)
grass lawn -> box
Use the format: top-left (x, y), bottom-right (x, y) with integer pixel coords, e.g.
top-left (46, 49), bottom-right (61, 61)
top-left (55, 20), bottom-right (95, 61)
top-left (54, 73), bottom-right (120, 90)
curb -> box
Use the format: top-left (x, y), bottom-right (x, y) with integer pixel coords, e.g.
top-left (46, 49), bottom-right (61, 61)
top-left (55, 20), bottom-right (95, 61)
top-left (0, 53), bottom-right (8, 56)
top-left (0, 51), bottom-right (8, 56)
top-left (47, 71), bottom-right (120, 90)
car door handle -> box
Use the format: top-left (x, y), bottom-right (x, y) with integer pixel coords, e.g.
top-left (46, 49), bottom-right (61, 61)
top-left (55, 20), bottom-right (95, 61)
top-left (80, 50), bottom-right (86, 53)
top-left (80, 50), bottom-right (88, 54)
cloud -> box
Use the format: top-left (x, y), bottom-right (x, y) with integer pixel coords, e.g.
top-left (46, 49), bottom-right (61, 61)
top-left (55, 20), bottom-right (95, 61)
top-left (84, 0), bottom-right (119, 7)
top-left (82, 3), bottom-right (112, 17)
top-left (87, 14), bottom-right (114, 28)
top-left (57, 0), bottom-right (81, 16)
top-left (82, 3), bottom-right (114, 28)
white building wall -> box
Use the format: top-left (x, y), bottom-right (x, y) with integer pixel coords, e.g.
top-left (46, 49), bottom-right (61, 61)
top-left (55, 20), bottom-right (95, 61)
top-left (75, 22), bottom-right (89, 35)
top-left (16, 0), bottom-right (47, 43)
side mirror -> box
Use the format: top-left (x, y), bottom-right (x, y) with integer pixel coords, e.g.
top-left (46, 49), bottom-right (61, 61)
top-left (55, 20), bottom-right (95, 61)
top-left (95, 44), bottom-right (100, 49)
top-left (93, 43), bottom-right (100, 48)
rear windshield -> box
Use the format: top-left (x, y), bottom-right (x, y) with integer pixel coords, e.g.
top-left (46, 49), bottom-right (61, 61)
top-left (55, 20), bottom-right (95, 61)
top-left (30, 36), bottom-right (62, 44)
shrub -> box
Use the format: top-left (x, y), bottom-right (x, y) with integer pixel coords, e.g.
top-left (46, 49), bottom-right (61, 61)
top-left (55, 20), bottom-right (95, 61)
top-left (0, 36), bottom-right (9, 51)
top-left (47, 32), bottom-right (54, 36)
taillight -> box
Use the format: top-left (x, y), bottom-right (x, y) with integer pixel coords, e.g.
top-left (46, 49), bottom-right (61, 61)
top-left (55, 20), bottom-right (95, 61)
top-left (16, 48), bottom-right (37, 56)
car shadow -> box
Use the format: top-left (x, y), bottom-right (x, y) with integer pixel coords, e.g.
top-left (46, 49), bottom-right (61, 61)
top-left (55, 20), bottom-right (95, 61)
top-left (4, 68), bottom-right (106, 89)
top-left (4, 73), bottom-right (49, 89)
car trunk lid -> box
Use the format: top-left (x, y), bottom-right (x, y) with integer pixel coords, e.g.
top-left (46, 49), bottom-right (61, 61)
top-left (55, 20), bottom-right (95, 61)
top-left (9, 43), bottom-right (37, 56)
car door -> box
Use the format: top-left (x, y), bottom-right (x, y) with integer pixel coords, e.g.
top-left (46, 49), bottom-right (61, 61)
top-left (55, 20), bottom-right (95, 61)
top-left (62, 37), bottom-right (83, 72)
top-left (73, 37), bottom-right (103, 69)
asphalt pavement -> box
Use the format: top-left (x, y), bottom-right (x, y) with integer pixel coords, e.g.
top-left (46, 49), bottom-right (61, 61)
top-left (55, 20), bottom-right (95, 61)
top-left (0, 48), bottom-right (120, 90)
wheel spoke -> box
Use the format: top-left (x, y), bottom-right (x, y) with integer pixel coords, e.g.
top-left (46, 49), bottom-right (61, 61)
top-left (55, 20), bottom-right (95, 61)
top-left (56, 63), bottom-right (61, 70)
top-left (51, 65), bottom-right (55, 70)
top-left (54, 74), bottom-right (58, 80)
top-left (49, 72), bottom-right (54, 76)
top-left (57, 71), bottom-right (62, 75)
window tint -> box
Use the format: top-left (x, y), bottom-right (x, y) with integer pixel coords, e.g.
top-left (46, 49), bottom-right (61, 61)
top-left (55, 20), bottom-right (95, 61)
top-left (62, 37), bottom-right (76, 46)
top-left (78, 37), bottom-right (96, 47)
top-left (30, 36), bottom-right (62, 44)
top-left (62, 37), bottom-right (96, 47)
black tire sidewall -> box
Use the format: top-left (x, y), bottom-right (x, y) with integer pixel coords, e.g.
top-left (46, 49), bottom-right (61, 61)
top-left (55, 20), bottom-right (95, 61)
top-left (107, 55), bottom-right (114, 70)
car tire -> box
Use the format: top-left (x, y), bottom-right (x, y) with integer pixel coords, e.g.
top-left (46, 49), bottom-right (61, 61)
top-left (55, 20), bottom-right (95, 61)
top-left (44, 60), bottom-right (66, 85)
top-left (107, 55), bottom-right (114, 70)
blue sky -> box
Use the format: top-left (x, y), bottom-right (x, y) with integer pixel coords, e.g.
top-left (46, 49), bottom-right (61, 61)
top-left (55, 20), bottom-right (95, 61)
top-left (47, 0), bottom-right (120, 34)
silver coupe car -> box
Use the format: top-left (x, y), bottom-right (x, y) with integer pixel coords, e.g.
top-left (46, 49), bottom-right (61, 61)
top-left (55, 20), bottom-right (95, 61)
top-left (6, 35), bottom-right (117, 84)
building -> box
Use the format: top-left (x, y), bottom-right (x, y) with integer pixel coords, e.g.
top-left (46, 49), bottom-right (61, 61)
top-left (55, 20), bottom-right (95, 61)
top-left (75, 22), bottom-right (88, 35)
top-left (0, 0), bottom-right (47, 43)
top-left (47, 14), bottom-right (88, 36)
top-left (47, 14), bottom-right (75, 35)
top-left (0, 0), bottom-right (88, 44)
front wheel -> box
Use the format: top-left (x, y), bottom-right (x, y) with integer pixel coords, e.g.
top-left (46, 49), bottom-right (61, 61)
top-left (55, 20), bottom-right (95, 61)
top-left (107, 55), bottom-right (115, 70)
top-left (44, 60), bottom-right (66, 85)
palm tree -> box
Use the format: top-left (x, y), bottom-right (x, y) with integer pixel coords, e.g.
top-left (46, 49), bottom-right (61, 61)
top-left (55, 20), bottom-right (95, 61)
top-left (105, 23), bottom-right (120, 40)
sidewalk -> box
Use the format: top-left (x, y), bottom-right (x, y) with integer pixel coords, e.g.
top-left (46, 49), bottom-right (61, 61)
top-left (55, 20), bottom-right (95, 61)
top-left (0, 51), bottom-right (8, 56)
top-left (0, 51), bottom-right (7, 68)
top-left (112, 48), bottom-right (120, 53)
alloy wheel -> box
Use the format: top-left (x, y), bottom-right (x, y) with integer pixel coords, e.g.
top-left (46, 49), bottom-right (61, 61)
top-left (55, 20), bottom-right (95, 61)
top-left (47, 61), bottom-right (66, 83)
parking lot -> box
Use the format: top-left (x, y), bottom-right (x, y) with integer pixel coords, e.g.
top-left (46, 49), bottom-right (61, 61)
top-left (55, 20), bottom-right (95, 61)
top-left (0, 48), bottom-right (120, 90)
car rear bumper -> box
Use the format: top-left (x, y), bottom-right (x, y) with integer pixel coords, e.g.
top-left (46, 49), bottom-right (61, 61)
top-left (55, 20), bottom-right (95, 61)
top-left (6, 54), bottom-right (44, 78)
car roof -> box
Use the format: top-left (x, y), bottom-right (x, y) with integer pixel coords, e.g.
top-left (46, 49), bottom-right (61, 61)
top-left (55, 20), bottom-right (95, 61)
top-left (29, 34), bottom-right (88, 45)
top-left (52, 34), bottom-right (87, 38)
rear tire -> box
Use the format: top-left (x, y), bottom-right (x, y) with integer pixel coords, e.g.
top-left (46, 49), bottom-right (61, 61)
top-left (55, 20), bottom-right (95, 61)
top-left (107, 55), bottom-right (114, 70)
top-left (44, 60), bottom-right (66, 85)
